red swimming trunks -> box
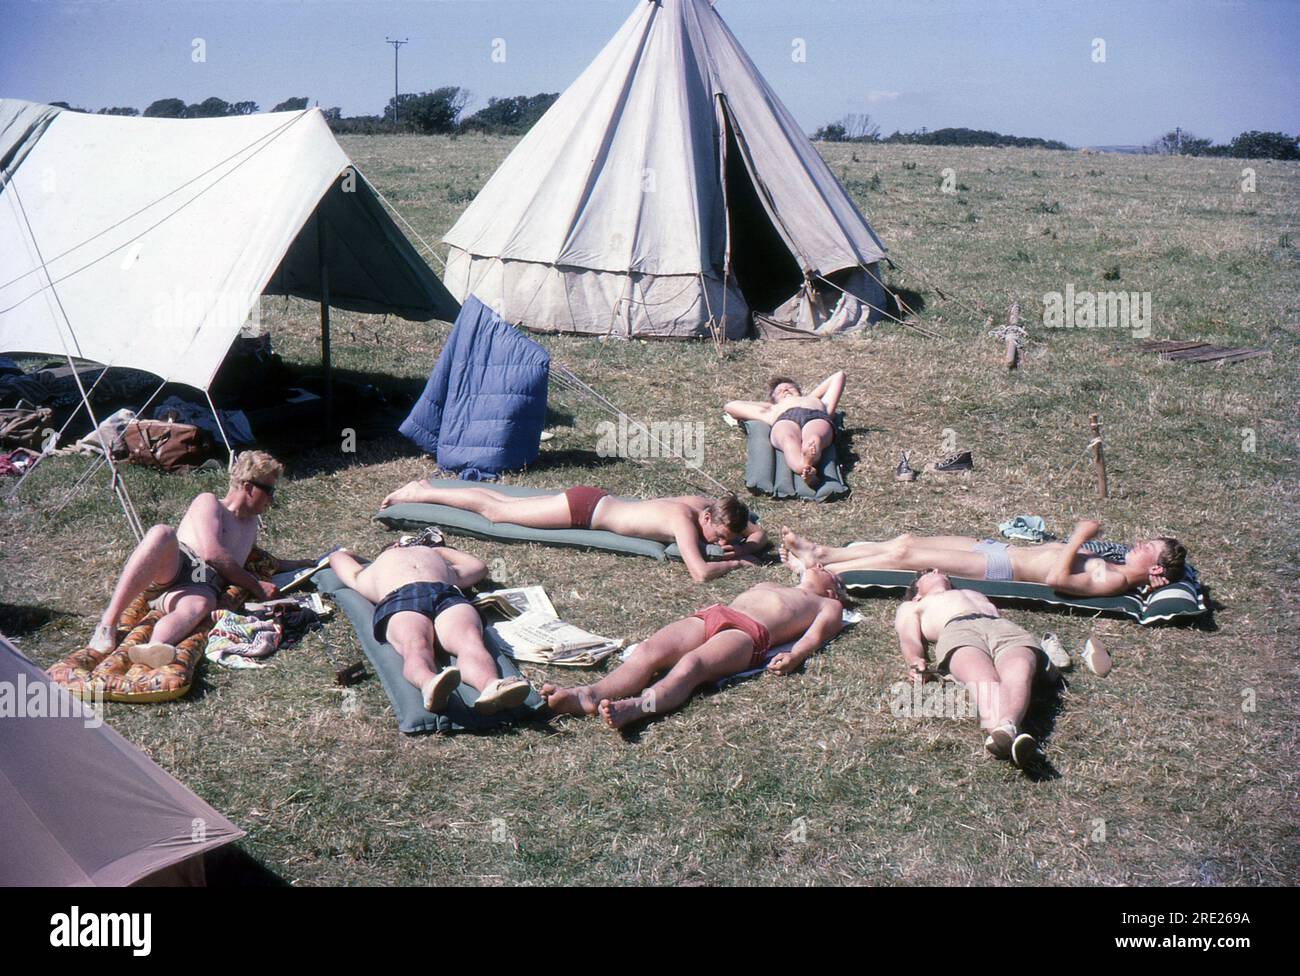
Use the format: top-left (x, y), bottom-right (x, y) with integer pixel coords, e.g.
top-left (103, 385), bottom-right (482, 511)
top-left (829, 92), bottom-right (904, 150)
top-left (691, 604), bottom-right (772, 669)
top-left (564, 485), bottom-right (610, 530)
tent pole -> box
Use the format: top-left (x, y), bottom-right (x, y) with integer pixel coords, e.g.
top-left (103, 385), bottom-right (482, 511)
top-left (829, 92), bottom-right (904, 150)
top-left (317, 212), bottom-right (333, 436)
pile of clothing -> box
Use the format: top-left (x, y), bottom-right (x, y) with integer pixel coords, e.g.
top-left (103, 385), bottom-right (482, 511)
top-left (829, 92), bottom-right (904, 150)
top-left (204, 593), bottom-right (328, 670)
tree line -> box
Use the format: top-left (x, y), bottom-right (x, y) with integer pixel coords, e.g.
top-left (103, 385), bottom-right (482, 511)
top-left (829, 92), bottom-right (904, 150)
top-left (46, 97), bottom-right (1300, 159)
top-left (811, 112), bottom-right (1298, 159)
top-left (48, 89), bottom-right (559, 137)
top-left (1148, 128), bottom-right (1298, 160)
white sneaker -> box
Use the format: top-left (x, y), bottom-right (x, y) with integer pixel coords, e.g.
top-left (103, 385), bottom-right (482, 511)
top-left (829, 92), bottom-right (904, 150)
top-left (127, 642), bottom-right (176, 669)
top-left (89, 624), bottom-right (117, 653)
top-left (984, 721), bottom-right (1016, 759)
top-left (1041, 632), bottom-right (1072, 670)
top-left (421, 666), bottom-right (461, 712)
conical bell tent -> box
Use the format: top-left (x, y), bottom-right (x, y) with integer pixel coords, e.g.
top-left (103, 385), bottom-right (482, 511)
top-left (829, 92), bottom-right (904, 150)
top-left (443, 0), bottom-right (889, 340)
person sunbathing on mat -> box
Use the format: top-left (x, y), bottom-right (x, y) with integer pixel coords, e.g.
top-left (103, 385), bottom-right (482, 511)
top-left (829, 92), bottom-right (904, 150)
top-left (88, 450), bottom-right (316, 666)
top-left (540, 569), bottom-right (846, 731)
top-left (378, 483), bottom-right (767, 583)
top-left (895, 569), bottom-right (1044, 769)
top-left (723, 371), bottom-right (845, 488)
top-left (779, 519), bottom-right (1187, 598)
top-left (327, 540), bottom-right (531, 715)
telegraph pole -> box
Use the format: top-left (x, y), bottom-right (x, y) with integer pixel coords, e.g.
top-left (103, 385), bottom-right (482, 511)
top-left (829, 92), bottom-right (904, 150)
top-left (385, 37), bottom-right (409, 125)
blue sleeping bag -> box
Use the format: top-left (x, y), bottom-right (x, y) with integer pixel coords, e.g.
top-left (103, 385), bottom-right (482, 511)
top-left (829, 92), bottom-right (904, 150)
top-left (399, 295), bottom-right (549, 474)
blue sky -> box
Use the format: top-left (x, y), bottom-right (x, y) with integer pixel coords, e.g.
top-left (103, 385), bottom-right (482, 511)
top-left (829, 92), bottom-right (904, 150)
top-left (1, 0), bottom-right (1296, 146)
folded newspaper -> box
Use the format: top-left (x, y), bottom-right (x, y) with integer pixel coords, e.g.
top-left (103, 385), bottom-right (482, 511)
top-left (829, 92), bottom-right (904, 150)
top-left (473, 586), bottom-right (623, 666)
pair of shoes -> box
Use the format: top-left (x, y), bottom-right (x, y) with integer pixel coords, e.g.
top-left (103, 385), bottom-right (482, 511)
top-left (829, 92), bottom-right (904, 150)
top-left (984, 721), bottom-right (1040, 769)
top-left (925, 450), bottom-right (973, 474)
top-left (473, 676), bottom-right (532, 715)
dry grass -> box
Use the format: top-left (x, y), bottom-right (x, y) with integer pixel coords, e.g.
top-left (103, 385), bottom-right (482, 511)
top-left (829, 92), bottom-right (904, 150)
top-left (1, 137), bottom-right (1297, 886)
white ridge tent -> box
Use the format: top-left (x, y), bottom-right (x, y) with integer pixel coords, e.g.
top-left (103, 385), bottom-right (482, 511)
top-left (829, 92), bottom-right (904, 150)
top-left (0, 98), bottom-right (458, 394)
top-left (443, 0), bottom-right (889, 340)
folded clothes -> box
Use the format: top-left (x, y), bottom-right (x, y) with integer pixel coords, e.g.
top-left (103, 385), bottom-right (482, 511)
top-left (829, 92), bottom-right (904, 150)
top-left (998, 515), bottom-right (1054, 542)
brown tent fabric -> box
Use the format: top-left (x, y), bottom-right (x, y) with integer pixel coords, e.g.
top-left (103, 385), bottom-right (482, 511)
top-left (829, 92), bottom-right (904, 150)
top-left (0, 632), bottom-right (243, 886)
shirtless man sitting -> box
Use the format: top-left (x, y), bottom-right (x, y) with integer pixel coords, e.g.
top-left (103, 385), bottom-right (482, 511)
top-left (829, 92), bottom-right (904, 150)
top-left (89, 450), bottom-right (315, 666)
top-left (781, 519), bottom-right (1187, 598)
top-left (895, 569), bottom-right (1045, 769)
top-left (327, 539), bottom-right (530, 714)
top-left (723, 371), bottom-right (845, 488)
top-left (379, 482), bottom-right (766, 583)
top-left (541, 568), bottom-right (846, 731)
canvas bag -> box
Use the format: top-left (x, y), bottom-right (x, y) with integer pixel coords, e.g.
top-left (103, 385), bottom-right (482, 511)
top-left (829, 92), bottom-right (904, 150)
top-left (122, 419), bottom-right (212, 470)
top-left (0, 403), bottom-right (53, 450)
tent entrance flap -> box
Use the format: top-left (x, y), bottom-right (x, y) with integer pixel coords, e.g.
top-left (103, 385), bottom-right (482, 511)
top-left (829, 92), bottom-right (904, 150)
top-left (718, 99), bottom-right (803, 316)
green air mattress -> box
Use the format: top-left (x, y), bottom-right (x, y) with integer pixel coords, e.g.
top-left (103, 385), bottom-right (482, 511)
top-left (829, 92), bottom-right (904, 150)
top-left (314, 568), bottom-right (545, 734)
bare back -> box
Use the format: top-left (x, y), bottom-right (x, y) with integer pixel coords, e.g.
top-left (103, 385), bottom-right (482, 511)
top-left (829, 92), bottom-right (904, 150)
top-left (349, 547), bottom-right (456, 603)
top-left (730, 581), bottom-right (840, 646)
top-left (592, 494), bottom-right (711, 543)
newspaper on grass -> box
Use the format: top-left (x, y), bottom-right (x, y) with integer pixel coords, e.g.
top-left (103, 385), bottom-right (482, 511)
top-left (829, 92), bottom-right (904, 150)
top-left (473, 586), bottom-right (623, 667)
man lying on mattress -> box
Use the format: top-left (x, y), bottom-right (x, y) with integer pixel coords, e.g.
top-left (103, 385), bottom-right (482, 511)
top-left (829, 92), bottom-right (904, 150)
top-left (541, 569), bottom-right (846, 731)
top-left (723, 370), bottom-right (845, 489)
top-left (327, 539), bottom-right (531, 715)
top-left (779, 519), bottom-right (1187, 598)
top-left (88, 450), bottom-right (318, 665)
top-left (380, 481), bottom-right (767, 583)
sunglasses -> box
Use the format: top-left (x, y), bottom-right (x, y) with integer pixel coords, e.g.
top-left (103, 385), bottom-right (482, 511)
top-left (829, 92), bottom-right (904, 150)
top-left (248, 480), bottom-right (277, 498)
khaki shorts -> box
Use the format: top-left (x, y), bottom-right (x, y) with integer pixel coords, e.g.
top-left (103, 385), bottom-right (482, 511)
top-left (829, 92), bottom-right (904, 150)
top-left (933, 615), bottom-right (1041, 673)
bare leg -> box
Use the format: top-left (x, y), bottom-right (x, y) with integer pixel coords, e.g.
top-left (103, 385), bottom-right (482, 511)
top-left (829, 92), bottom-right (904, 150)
top-left (150, 588), bottom-right (218, 647)
top-left (546, 617), bottom-right (705, 717)
top-left (385, 611), bottom-right (441, 690)
top-left (93, 524), bottom-right (184, 647)
top-left (825, 541), bottom-right (988, 576)
top-left (431, 602), bottom-right (500, 692)
top-left (946, 646), bottom-right (1003, 732)
top-left (780, 527), bottom-right (986, 573)
top-left (990, 646), bottom-right (1037, 729)
top-left (599, 630), bottom-right (755, 731)
top-left (381, 481), bottom-right (575, 529)
top-left (769, 419), bottom-right (807, 478)
top-left (780, 527), bottom-right (892, 569)
top-left (800, 419), bottom-right (835, 481)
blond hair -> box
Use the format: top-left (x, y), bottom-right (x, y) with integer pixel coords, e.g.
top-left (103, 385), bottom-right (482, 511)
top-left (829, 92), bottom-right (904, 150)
top-left (229, 450), bottom-right (283, 491)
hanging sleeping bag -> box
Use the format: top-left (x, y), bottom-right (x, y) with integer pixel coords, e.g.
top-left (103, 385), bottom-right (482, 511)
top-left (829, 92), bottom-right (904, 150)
top-left (399, 295), bottom-right (549, 475)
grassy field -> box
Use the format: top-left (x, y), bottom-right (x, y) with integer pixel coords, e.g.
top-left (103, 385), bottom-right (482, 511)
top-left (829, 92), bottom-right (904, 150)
top-left (2, 135), bottom-right (1297, 885)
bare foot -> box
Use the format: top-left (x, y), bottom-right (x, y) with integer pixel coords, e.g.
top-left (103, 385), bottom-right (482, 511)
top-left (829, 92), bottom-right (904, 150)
top-left (380, 479), bottom-right (430, 509)
top-left (779, 540), bottom-right (806, 575)
top-left (780, 526), bottom-right (822, 568)
top-left (542, 683), bottom-right (597, 717)
top-left (800, 464), bottom-right (822, 490)
top-left (598, 696), bottom-right (647, 731)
